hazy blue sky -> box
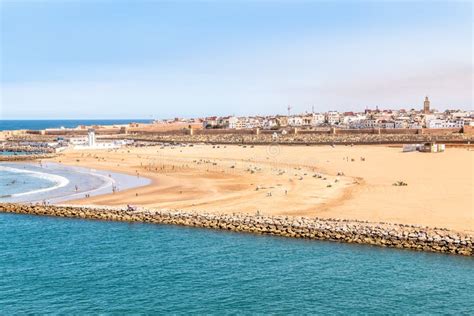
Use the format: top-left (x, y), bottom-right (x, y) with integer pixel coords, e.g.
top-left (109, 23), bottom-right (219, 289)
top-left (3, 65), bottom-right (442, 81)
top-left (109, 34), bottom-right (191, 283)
top-left (1, 0), bottom-right (472, 119)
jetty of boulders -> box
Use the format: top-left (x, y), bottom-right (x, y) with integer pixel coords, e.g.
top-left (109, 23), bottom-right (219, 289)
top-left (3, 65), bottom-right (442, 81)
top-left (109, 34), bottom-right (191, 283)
top-left (1, 203), bottom-right (472, 256)
top-left (0, 153), bottom-right (56, 162)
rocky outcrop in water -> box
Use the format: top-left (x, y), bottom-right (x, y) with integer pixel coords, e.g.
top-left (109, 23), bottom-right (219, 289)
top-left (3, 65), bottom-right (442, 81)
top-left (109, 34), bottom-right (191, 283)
top-left (0, 203), bottom-right (472, 256)
top-left (0, 153), bottom-right (56, 162)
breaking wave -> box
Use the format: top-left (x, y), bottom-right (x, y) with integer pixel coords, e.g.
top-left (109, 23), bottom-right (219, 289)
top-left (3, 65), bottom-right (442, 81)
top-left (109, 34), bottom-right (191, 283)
top-left (0, 165), bottom-right (70, 197)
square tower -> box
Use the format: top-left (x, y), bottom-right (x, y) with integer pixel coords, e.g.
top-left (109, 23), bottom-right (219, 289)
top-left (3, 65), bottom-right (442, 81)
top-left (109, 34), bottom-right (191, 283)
top-left (423, 96), bottom-right (430, 114)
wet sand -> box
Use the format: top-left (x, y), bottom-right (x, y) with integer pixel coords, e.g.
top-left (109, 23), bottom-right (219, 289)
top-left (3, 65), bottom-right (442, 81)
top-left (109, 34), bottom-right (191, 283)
top-left (50, 144), bottom-right (474, 234)
top-left (0, 162), bottom-right (151, 204)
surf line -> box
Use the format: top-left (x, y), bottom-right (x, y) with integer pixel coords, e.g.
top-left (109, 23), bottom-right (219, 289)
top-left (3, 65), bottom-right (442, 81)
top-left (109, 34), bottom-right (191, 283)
top-left (0, 165), bottom-right (70, 197)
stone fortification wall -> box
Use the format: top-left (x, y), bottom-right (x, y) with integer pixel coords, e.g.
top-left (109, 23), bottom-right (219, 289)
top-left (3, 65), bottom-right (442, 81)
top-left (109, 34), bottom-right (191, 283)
top-left (106, 132), bottom-right (474, 145)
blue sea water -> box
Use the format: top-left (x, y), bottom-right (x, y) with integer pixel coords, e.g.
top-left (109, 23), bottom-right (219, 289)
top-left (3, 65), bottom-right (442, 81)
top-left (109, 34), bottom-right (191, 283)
top-left (0, 162), bottom-right (150, 203)
top-left (0, 119), bottom-right (152, 131)
top-left (0, 213), bottom-right (473, 314)
top-left (0, 151), bottom-right (39, 156)
top-left (0, 168), bottom-right (55, 197)
top-left (1, 119), bottom-right (473, 313)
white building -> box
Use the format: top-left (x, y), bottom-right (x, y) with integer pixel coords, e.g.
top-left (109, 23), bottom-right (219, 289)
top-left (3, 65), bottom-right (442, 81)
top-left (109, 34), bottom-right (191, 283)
top-left (326, 111), bottom-right (341, 125)
top-left (394, 120), bottom-right (407, 128)
top-left (450, 111), bottom-right (471, 119)
top-left (351, 119), bottom-right (377, 129)
top-left (344, 114), bottom-right (365, 127)
top-left (69, 137), bottom-right (88, 145)
top-left (87, 129), bottom-right (96, 146)
top-left (311, 113), bottom-right (325, 126)
top-left (228, 116), bottom-right (239, 129)
top-left (69, 129), bottom-right (130, 150)
top-left (408, 122), bottom-right (423, 129)
top-left (288, 116), bottom-right (304, 127)
top-left (247, 117), bottom-right (262, 129)
top-left (302, 114), bottom-right (313, 126)
top-left (378, 121), bottom-right (396, 129)
top-left (262, 117), bottom-right (279, 129)
top-left (426, 119), bottom-right (464, 129)
top-left (202, 117), bottom-right (219, 129)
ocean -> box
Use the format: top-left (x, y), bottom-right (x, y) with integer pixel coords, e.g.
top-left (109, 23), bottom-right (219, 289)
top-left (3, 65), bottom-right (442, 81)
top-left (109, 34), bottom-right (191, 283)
top-left (1, 213), bottom-right (473, 314)
top-left (0, 162), bottom-right (150, 203)
top-left (0, 119), bottom-right (152, 131)
top-left (1, 120), bottom-right (473, 313)
top-left (0, 165), bottom-right (56, 198)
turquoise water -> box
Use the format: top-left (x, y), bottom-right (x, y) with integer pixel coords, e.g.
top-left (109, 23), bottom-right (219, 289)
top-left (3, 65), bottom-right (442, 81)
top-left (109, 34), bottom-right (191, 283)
top-left (0, 168), bottom-right (55, 197)
top-left (1, 213), bottom-right (473, 314)
top-left (0, 151), bottom-right (39, 156)
top-left (0, 162), bottom-right (150, 203)
top-left (0, 119), bottom-right (152, 131)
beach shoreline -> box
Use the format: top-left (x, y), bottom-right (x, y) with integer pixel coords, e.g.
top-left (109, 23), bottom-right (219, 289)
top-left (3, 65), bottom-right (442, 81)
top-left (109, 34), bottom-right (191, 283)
top-left (0, 161), bottom-right (151, 204)
top-left (38, 143), bottom-right (473, 235)
top-left (1, 142), bottom-right (472, 237)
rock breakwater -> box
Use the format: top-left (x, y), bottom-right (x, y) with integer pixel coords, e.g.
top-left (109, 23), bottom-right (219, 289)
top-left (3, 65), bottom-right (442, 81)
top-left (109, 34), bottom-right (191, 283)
top-left (1, 203), bottom-right (472, 256)
top-left (0, 153), bottom-right (56, 162)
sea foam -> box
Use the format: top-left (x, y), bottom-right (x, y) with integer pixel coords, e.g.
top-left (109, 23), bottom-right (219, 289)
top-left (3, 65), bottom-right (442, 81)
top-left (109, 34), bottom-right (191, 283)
top-left (0, 165), bottom-right (70, 197)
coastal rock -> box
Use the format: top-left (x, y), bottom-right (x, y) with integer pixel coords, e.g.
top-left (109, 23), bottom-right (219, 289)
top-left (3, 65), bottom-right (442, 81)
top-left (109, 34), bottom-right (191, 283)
top-left (0, 202), bottom-right (472, 257)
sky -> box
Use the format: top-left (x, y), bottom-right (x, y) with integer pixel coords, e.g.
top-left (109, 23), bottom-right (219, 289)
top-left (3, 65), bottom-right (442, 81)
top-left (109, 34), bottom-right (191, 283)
top-left (0, 0), bottom-right (472, 119)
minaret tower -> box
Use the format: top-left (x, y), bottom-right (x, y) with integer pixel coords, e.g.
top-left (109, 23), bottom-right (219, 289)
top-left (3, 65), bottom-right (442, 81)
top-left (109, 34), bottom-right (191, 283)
top-left (423, 96), bottom-right (430, 114)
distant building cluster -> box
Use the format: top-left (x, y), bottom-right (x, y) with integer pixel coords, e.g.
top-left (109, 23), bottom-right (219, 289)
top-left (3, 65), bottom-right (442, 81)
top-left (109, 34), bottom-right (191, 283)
top-left (194, 97), bottom-right (474, 129)
top-left (194, 97), bottom-right (473, 130)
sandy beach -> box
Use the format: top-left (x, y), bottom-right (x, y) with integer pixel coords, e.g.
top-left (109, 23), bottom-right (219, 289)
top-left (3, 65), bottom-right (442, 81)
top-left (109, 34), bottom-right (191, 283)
top-left (49, 144), bottom-right (474, 234)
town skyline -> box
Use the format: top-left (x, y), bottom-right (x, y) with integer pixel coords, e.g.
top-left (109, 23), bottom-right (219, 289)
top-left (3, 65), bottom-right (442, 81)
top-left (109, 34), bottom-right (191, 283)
top-left (172, 97), bottom-right (473, 130)
top-left (1, 97), bottom-right (472, 121)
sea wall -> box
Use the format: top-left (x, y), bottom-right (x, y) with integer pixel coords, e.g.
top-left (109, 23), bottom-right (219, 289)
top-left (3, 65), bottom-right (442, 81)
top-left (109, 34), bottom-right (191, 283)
top-left (1, 142), bottom-right (55, 153)
top-left (105, 132), bottom-right (474, 145)
top-left (128, 127), bottom-right (465, 137)
top-left (5, 129), bottom-right (474, 145)
top-left (0, 154), bottom-right (56, 162)
top-left (38, 127), bottom-right (126, 136)
top-left (1, 203), bottom-right (472, 256)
